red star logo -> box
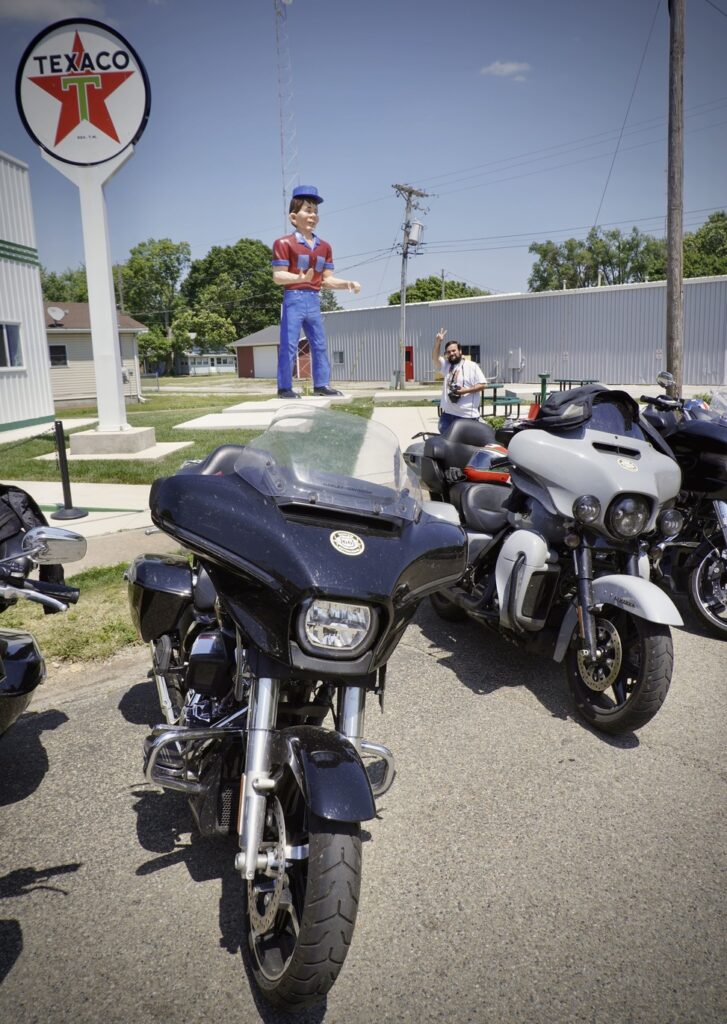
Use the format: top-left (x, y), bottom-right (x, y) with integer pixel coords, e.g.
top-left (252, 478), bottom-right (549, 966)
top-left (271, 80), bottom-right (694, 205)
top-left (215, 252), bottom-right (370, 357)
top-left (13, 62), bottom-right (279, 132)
top-left (29, 32), bottom-right (134, 145)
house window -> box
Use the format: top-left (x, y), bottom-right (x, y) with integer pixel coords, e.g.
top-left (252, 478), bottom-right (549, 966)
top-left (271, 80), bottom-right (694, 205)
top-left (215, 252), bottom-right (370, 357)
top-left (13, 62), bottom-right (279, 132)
top-left (0, 323), bottom-right (23, 368)
top-left (332, 351), bottom-right (344, 365)
top-left (49, 344), bottom-right (68, 367)
top-left (460, 345), bottom-right (481, 363)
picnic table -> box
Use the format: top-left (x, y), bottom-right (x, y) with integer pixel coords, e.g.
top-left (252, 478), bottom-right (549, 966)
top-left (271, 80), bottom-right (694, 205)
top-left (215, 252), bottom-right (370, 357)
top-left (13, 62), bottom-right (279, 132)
top-left (554, 377), bottom-right (600, 391)
top-left (480, 382), bottom-right (522, 417)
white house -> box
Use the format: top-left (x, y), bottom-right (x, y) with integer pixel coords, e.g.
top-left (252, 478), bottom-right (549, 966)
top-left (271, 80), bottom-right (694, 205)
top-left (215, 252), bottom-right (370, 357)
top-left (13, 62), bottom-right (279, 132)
top-left (44, 302), bottom-right (145, 404)
top-left (0, 151), bottom-right (55, 434)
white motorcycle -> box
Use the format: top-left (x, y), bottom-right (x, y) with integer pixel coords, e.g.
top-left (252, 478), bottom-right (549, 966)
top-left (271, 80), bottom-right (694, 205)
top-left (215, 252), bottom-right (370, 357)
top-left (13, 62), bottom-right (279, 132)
top-left (408, 386), bottom-right (684, 733)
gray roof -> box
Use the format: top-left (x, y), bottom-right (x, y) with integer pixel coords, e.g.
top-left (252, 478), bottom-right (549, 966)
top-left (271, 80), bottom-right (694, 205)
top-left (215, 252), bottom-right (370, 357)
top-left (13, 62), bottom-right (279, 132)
top-left (232, 323), bottom-right (280, 348)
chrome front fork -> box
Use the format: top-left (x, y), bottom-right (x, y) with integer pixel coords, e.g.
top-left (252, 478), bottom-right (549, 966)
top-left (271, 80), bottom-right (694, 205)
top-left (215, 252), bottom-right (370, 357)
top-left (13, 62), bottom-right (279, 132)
top-left (574, 544), bottom-right (598, 661)
top-left (235, 677), bottom-right (280, 880)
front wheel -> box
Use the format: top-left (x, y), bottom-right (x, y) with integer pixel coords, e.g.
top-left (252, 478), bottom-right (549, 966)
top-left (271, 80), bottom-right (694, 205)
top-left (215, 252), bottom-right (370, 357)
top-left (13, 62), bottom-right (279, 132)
top-left (248, 795), bottom-right (362, 1012)
top-left (688, 543), bottom-right (727, 639)
top-left (565, 606), bottom-right (673, 734)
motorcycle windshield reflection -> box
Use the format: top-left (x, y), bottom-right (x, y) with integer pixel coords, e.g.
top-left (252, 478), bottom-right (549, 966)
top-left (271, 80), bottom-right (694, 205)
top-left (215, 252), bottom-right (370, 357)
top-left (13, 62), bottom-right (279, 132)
top-left (234, 407), bottom-right (423, 522)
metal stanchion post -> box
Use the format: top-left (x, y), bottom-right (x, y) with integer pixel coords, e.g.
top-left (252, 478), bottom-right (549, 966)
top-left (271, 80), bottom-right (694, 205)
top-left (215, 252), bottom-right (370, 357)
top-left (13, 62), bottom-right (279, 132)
top-left (50, 420), bottom-right (88, 520)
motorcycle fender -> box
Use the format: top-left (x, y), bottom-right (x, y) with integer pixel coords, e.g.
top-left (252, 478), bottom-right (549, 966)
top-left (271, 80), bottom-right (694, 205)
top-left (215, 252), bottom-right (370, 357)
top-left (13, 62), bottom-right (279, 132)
top-left (553, 574), bottom-right (683, 662)
top-left (272, 725), bottom-right (376, 822)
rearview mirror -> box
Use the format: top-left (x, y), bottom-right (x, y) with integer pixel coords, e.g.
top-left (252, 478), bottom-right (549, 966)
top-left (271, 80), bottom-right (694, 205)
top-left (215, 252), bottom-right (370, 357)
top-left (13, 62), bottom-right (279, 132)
top-left (21, 526), bottom-right (87, 564)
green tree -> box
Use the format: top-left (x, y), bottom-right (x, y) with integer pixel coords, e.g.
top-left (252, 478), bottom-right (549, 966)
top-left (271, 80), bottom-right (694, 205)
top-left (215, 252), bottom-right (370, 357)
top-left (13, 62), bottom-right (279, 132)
top-left (388, 275), bottom-right (488, 305)
top-left (120, 238), bottom-right (191, 332)
top-left (137, 325), bottom-right (172, 373)
top-left (171, 308), bottom-right (237, 357)
top-left (182, 238), bottom-right (282, 337)
top-left (683, 211), bottom-right (727, 277)
top-left (40, 264), bottom-right (88, 302)
top-left (320, 288), bottom-right (341, 312)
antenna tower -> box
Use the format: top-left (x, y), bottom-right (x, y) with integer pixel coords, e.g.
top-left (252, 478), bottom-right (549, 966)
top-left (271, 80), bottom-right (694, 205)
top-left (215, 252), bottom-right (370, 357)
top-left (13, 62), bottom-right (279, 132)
top-left (273, 0), bottom-right (299, 230)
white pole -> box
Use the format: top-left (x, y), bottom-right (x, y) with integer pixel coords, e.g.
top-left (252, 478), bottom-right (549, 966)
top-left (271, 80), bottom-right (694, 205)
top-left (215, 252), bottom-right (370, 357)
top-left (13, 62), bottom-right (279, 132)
top-left (42, 148), bottom-right (133, 431)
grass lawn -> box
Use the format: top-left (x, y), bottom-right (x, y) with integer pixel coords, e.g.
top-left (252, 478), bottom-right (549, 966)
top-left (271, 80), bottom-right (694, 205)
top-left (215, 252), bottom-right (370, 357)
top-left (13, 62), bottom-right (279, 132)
top-left (1, 563), bottom-right (140, 663)
top-left (0, 394), bottom-right (376, 486)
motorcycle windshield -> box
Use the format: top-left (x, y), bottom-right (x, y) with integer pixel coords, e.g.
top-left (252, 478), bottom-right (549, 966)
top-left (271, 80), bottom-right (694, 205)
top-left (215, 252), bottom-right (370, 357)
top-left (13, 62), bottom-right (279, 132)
top-left (234, 406), bottom-right (423, 522)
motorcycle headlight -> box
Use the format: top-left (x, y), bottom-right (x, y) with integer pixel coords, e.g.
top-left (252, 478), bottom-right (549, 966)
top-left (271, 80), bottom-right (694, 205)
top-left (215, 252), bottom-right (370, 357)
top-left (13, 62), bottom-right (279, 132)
top-left (607, 495), bottom-right (650, 538)
top-left (658, 507), bottom-right (684, 539)
top-left (572, 494), bottom-right (601, 524)
top-left (297, 599), bottom-right (378, 658)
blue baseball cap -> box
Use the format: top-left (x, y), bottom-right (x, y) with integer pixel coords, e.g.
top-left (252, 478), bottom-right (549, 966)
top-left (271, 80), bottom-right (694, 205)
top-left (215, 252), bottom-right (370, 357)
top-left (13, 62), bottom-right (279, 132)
top-left (292, 184), bottom-right (324, 204)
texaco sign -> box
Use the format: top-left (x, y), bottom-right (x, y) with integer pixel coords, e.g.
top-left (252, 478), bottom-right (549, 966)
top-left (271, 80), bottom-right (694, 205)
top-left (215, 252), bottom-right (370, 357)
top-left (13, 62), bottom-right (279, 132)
top-left (16, 19), bottom-right (150, 166)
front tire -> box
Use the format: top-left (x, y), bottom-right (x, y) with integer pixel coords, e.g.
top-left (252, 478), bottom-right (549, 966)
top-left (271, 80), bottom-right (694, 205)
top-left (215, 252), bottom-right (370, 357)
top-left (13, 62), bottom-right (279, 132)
top-left (688, 543), bottom-right (727, 639)
top-left (248, 798), bottom-right (362, 1012)
top-left (565, 606), bottom-right (673, 733)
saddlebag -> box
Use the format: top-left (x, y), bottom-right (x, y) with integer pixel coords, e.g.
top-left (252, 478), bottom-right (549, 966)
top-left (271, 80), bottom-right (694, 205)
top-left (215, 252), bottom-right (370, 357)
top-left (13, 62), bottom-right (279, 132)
top-left (127, 554), bottom-right (193, 642)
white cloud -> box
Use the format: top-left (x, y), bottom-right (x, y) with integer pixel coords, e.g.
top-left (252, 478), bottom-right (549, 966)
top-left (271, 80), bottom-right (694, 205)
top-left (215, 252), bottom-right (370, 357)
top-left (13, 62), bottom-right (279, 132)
top-left (480, 61), bottom-right (531, 80)
top-left (0, 0), bottom-right (106, 22)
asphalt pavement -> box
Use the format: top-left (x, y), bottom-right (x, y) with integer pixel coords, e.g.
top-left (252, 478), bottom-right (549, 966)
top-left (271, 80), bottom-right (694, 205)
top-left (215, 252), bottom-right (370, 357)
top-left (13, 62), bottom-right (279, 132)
top-left (0, 599), bottom-right (725, 1024)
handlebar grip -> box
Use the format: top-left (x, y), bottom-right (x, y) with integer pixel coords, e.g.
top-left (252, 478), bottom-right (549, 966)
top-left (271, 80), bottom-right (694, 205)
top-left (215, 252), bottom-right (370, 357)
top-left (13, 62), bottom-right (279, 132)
top-left (22, 579), bottom-right (80, 605)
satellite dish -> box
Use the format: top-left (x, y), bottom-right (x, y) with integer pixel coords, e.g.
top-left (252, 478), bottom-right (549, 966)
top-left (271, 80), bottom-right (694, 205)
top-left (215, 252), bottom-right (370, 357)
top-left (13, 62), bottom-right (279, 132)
top-left (47, 306), bottom-right (66, 324)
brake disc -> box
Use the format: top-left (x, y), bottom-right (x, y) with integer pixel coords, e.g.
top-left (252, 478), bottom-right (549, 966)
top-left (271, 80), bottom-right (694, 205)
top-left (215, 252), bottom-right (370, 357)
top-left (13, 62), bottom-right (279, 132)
top-left (576, 618), bottom-right (623, 692)
top-left (247, 795), bottom-right (286, 935)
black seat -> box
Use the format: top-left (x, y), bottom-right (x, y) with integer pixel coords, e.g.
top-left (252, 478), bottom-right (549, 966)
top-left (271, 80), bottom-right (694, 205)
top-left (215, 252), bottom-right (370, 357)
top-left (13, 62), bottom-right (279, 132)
top-left (424, 419), bottom-right (496, 473)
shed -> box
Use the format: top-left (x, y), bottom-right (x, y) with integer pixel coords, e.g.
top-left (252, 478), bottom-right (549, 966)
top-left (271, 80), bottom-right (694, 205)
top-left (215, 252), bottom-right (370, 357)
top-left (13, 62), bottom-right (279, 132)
top-left (232, 324), bottom-right (311, 380)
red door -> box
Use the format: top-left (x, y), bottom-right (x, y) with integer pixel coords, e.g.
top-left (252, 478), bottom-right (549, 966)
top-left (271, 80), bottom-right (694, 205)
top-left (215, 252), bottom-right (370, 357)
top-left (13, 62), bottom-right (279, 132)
top-left (405, 346), bottom-right (414, 381)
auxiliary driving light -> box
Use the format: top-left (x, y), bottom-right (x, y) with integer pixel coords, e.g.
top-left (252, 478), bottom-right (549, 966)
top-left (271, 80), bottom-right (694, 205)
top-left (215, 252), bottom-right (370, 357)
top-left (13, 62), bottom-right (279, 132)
top-left (298, 599), bottom-right (378, 658)
top-left (572, 495), bottom-right (601, 524)
top-left (658, 508), bottom-right (684, 539)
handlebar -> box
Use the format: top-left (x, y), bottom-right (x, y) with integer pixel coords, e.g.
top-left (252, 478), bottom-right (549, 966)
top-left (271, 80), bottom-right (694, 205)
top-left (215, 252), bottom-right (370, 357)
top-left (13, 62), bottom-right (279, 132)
top-left (640, 394), bottom-right (681, 409)
top-left (0, 583), bottom-right (69, 612)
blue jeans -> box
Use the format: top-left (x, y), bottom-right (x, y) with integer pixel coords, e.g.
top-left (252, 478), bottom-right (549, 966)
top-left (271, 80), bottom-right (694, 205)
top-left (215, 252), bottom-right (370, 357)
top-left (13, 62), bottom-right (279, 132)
top-left (278, 289), bottom-right (330, 391)
top-left (438, 411), bottom-right (470, 434)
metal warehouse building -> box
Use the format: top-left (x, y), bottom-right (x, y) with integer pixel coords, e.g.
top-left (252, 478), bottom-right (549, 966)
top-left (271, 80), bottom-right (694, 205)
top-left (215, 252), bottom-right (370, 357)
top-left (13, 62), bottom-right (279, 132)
top-left (0, 151), bottom-right (55, 433)
top-left (321, 276), bottom-right (727, 387)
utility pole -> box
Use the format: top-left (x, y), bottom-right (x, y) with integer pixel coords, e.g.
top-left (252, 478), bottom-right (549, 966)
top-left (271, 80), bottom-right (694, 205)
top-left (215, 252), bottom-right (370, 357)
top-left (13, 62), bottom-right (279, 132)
top-left (666, 0), bottom-right (685, 396)
top-left (273, 0), bottom-right (299, 231)
top-left (392, 183), bottom-right (428, 388)
top-left (441, 268), bottom-right (446, 300)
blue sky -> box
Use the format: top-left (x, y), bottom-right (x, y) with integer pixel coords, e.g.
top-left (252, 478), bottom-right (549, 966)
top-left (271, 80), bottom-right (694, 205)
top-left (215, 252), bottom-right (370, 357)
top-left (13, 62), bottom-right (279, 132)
top-left (2, 0), bottom-right (726, 313)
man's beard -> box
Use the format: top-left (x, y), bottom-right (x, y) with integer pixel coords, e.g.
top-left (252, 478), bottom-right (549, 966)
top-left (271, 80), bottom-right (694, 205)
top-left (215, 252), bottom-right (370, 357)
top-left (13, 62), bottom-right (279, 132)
top-left (447, 353), bottom-right (461, 364)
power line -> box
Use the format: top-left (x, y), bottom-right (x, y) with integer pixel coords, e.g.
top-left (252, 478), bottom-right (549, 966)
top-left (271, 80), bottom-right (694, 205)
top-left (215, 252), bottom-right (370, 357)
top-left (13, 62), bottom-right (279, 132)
top-left (593, 0), bottom-right (663, 226)
top-left (703, 0), bottom-right (727, 18)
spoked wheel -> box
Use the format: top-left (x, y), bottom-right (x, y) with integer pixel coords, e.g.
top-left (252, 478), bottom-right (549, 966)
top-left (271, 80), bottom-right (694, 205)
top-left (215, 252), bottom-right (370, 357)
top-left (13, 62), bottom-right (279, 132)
top-left (689, 543), bottom-right (727, 639)
top-left (565, 606), bottom-right (673, 734)
top-left (247, 787), bottom-right (362, 1012)
top-left (430, 589), bottom-right (467, 622)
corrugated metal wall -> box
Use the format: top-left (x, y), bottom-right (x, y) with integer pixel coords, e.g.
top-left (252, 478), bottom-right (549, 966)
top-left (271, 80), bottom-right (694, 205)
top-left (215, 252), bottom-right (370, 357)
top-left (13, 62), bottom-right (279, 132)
top-left (323, 276), bottom-right (727, 387)
top-left (0, 152), bottom-right (55, 430)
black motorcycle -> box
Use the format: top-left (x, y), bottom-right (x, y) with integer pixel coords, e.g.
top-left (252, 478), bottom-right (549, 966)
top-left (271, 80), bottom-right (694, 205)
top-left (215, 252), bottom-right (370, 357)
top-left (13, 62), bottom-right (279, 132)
top-left (640, 372), bottom-right (727, 639)
top-left (0, 485), bottom-right (86, 736)
top-left (127, 407), bottom-right (466, 1012)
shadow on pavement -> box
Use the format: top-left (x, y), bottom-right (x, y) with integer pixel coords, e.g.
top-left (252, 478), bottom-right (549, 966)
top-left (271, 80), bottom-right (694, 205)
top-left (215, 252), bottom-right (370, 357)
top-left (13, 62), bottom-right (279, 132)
top-left (414, 601), bottom-right (639, 748)
top-left (0, 919), bottom-right (22, 984)
top-left (131, 789), bottom-right (328, 1023)
top-left (118, 679), bottom-right (160, 728)
top-left (0, 709), bottom-right (69, 806)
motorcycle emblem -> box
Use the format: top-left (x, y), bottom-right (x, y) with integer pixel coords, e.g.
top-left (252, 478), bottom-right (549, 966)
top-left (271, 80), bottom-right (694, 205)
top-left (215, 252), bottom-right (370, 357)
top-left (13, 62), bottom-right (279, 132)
top-left (330, 530), bottom-right (365, 556)
top-left (617, 458), bottom-right (638, 472)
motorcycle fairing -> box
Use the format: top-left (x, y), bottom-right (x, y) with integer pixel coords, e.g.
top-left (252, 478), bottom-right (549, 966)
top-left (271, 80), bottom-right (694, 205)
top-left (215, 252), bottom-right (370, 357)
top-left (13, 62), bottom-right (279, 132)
top-left (0, 628), bottom-right (46, 735)
top-left (151, 473), bottom-right (465, 673)
top-left (271, 725), bottom-right (376, 822)
top-left (552, 574), bottom-right (683, 662)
